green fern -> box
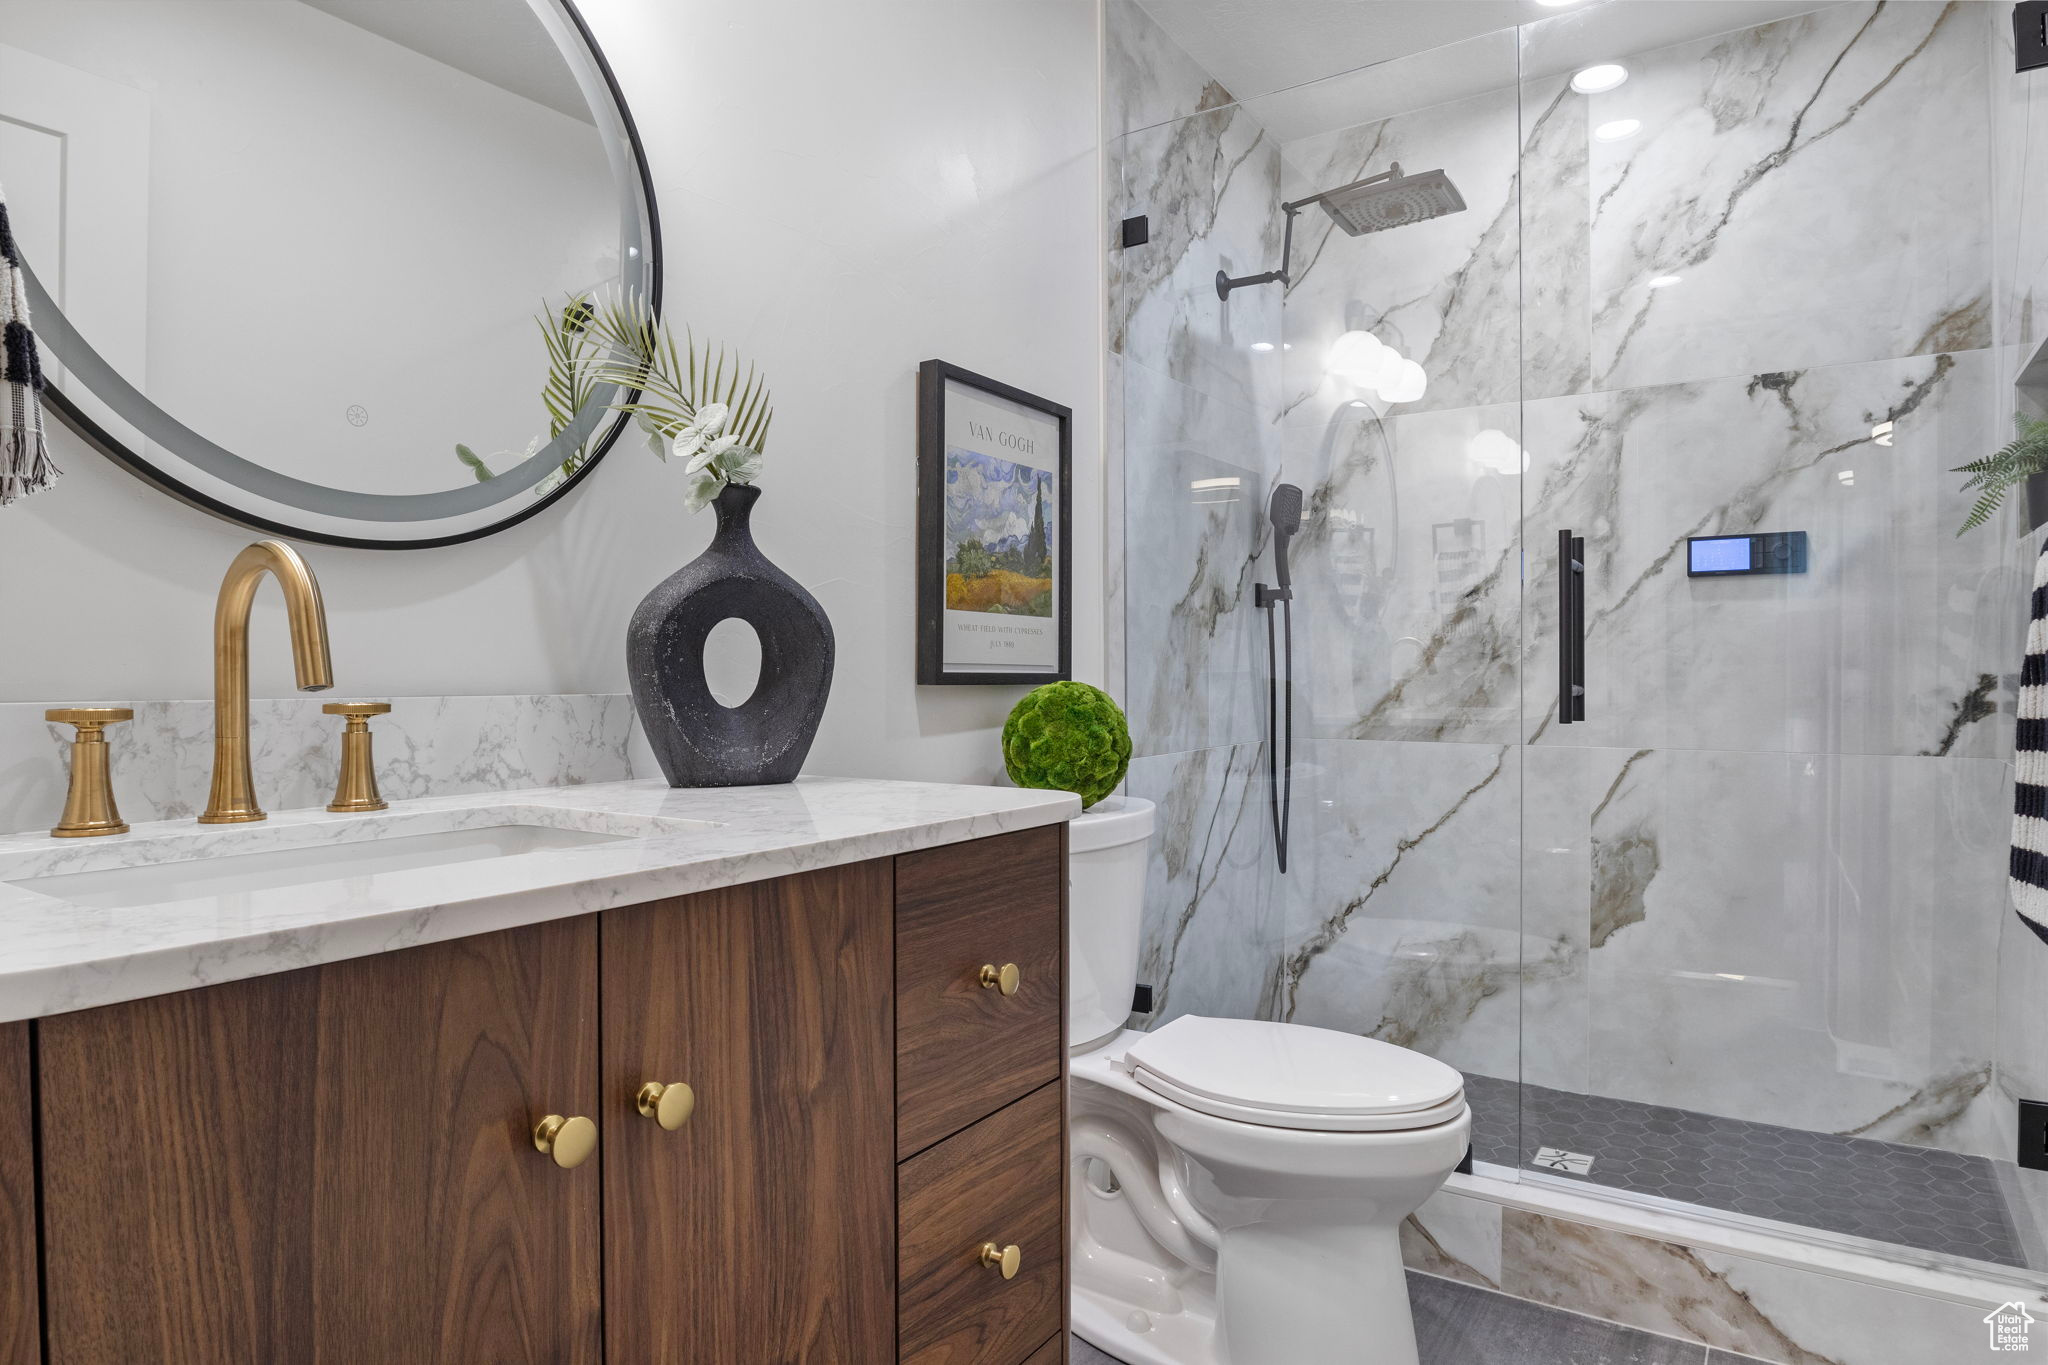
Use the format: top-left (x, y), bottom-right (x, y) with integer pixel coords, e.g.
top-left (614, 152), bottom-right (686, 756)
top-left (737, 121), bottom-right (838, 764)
top-left (460, 289), bottom-right (774, 503)
top-left (536, 293), bottom-right (604, 480)
top-left (577, 290), bottom-right (774, 457)
top-left (1954, 413), bottom-right (2048, 535)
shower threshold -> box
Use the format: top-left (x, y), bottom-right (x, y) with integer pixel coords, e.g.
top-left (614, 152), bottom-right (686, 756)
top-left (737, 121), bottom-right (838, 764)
top-left (1462, 1074), bottom-right (2038, 1271)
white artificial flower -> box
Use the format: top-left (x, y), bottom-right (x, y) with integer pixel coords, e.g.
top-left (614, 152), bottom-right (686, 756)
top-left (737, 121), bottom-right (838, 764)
top-left (715, 442), bottom-right (763, 484)
top-left (670, 402), bottom-right (731, 467)
top-left (700, 432), bottom-right (744, 469)
top-left (637, 412), bottom-right (669, 459)
top-left (681, 466), bottom-right (724, 513)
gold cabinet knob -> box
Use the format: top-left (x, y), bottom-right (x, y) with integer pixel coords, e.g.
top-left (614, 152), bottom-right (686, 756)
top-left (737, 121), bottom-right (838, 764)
top-left (635, 1080), bottom-right (696, 1131)
top-left (977, 1242), bottom-right (1022, 1279)
top-left (978, 963), bottom-right (1021, 996)
top-left (532, 1114), bottom-right (596, 1169)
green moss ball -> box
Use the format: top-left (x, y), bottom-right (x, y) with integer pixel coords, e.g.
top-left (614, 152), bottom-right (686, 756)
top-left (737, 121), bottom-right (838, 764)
top-left (1001, 682), bottom-right (1132, 809)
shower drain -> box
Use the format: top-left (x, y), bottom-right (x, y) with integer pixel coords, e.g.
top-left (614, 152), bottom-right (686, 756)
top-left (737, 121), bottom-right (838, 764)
top-left (1531, 1147), bottom-right (1595, 1175)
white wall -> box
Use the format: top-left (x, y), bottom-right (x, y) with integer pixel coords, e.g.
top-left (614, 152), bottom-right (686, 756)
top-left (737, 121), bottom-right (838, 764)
top-left (0, 0), bottom-right (1104, 787)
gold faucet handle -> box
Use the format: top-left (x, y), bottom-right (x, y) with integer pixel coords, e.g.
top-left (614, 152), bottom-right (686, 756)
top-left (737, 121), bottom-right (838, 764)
top-left (322, 701), bottom-right (392, 721)
top-left (322, 701), bottom-right (390, 813)
top-left (45, 707), bottom-right (135, 730)
top-left (45, 708), bottom-right (134, 838)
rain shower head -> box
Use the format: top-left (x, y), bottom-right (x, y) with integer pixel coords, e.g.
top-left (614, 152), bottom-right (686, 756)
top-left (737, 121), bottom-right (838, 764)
top-left (1215, 162), bottom-right (1469, 298)
top-left (1309, 163), bottom-right (1467, 236)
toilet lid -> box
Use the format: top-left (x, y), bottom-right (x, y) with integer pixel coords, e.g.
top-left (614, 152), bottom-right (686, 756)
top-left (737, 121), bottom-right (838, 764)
top-left (1125, 1016), bottom-right (1464, 1128)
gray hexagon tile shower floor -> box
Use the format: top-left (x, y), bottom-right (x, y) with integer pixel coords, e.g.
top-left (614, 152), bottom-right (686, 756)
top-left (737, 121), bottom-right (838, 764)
top-left (1460, 1074), bottom-right (2032, 1269)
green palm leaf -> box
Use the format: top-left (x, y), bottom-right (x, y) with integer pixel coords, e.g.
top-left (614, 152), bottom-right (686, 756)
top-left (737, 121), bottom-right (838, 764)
top-left (1954, 413), bottom-right (2048, 534)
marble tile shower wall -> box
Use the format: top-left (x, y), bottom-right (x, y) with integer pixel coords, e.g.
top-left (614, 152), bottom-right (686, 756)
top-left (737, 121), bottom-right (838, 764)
top-left (1108, 0), bottom-right (1290, 1022)
top-left (1256, 1), bottom-right (2024, 1166)
top-left (1403, 1189), bottom-right (2028, 1365)
top-left (0, 695), bottom-right (636, 837)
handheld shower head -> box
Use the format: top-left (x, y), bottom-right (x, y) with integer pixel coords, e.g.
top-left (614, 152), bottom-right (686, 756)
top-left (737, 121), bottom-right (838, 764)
top-left (1260, 484), bottom-right (1305, 874)
top-left (1268, 483), bottom-right (1304, 588)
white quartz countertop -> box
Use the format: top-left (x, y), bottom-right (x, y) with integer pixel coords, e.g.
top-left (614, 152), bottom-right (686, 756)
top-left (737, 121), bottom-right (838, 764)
top-left (0, 776), bottom-right (1078, 1023)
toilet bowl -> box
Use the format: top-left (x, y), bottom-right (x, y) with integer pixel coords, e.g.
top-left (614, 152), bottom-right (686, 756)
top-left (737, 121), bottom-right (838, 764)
top-left (1068, 797), bottom-right (1469, 1365)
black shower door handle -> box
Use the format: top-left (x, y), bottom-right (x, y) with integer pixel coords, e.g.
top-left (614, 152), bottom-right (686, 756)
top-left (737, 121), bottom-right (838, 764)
top-left (1557, 529), bottom-right (1585, 724)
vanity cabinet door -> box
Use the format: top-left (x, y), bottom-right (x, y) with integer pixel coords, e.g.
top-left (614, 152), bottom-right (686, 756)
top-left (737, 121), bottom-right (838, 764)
top-left (898, 1083), bottom-right (1065, 1365)
top-left (895, 826), bottom-right (1064, 1159)
top-left (0, 1023), bottom-right (35, 1365)
top-left (602, 861), bottom-right (896, 1364)
top-left (38, 917), bottom-right (602, 1365)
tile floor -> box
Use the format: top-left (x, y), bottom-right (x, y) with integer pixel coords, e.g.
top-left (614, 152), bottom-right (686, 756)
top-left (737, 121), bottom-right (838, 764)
top-left (1071, 1272), bottom-right (1770, 1363)
top-left (1463, 1074), bottom-right (2031, 1269)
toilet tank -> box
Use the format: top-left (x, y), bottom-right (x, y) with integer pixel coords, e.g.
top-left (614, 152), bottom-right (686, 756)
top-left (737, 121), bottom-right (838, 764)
top-left (1068, 795), bottom-right (1155, 1053)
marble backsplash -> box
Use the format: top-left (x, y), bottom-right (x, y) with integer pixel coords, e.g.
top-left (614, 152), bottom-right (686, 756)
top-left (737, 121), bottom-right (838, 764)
top-left (0, 694), bottom-right (637, 837)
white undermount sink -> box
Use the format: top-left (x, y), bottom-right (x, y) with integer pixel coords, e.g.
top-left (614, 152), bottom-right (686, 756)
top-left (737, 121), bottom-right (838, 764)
top-left (4, 807), bottom-right (702, 911)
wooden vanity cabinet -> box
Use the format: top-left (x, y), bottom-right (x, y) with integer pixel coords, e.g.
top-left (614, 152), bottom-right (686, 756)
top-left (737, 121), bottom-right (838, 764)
top-left (22, 827), bottom-right (1069, 1365)
top-left (895, 825), bottom-right (1070, 1365)
top-left (600, 862), bottom-right (896, 1363)
top-left (37, 916), bottom-right (602, 1365)
top-left (0, 1022), bottom-right (35, 1365)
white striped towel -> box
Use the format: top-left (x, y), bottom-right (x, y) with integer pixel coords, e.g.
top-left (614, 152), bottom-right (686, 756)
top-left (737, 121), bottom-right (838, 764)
top-left (2013, 536), bottom-right (2048, 944)
top-left (0, 180), bottom-right (58, 505)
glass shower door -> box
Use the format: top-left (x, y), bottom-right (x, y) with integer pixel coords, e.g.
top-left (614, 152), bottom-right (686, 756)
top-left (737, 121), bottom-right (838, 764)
top-left (1237, 28), bottom-right (1530, 1164)
top-left (1514, 0), bottom-right (2041, 1275)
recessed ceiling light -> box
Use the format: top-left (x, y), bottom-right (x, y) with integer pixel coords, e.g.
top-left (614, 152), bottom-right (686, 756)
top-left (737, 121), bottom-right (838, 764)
top-left (1190, 477), bottom-right (1242, 491)
top-left (1594, 118), bottom-right (1642, 142)
top-left (1648, 274), bottom-right (1683, 289)
top-left (1571, 63), bottom-right (1629, 95)
top-left (1250, 341), bottom-right (1275, 352)
top-left (1872, 421), bottom-right (1894, 447)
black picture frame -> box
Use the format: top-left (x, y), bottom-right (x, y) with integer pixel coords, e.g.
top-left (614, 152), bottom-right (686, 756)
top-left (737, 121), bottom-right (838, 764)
top-left (917, 359), bottom-right (1073, 686)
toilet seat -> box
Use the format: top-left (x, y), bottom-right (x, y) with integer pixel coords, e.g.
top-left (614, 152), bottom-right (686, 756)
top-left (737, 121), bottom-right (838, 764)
top-left (1123, 1016), bottom-right (1466, 1133)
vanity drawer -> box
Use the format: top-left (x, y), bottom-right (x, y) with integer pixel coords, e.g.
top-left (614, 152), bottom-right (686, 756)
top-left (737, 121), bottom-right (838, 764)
top-left (898, 1082), bottom-right (1064, 1365)
top-left (896, 825), bottom-right (1064, 1158)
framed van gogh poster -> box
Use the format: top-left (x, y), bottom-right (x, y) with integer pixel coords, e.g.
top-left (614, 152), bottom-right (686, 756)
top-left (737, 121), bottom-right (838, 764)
top-left (916, 359), bottom-right (1072, 685)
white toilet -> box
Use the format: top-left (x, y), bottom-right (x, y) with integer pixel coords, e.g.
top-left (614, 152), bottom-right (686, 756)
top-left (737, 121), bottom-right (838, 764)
top-left (1069, 796), bottom-right (1469, 1365)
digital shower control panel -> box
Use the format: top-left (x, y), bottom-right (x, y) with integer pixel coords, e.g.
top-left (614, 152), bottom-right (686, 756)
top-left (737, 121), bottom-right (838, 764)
top-left (1686, 531), bottom-right (1808, 577)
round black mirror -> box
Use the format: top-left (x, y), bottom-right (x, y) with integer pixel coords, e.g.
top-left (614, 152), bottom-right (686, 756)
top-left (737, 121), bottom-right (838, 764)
top-left (0, 0), bottom-right (659, 546)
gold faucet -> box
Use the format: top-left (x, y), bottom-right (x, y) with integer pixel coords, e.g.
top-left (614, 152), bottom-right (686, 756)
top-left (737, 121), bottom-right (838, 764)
top-left (200, 541), bottom-right (334, 823)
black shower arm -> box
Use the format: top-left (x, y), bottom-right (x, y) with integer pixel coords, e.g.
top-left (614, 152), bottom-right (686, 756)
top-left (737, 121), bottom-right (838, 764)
top-left (1217, 209), bottom-right (1297, 298)
top-left (1282, 165), bottom-right (1403, 217)
top-left (1217, 166), bottom-right (1405, 300)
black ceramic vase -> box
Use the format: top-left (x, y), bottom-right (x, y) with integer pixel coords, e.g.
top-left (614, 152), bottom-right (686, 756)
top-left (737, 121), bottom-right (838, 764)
top-left (627, 483), bottom-right (834, 786)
